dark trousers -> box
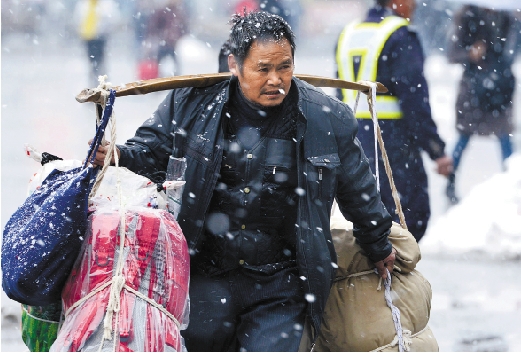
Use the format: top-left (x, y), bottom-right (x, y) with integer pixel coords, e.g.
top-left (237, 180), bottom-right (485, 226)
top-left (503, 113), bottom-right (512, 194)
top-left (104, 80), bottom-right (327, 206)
top-left (85, 38), bottom-right (106, 86)
top-left (377, 149), bottom-right (430, 242)
top-left (452, 132), bottom-right (513, 171)
top-left (182, 266), bottom-right (306, 352)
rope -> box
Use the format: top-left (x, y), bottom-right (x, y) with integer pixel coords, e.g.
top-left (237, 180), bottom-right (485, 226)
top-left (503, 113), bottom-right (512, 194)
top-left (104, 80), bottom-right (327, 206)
top-left (354, 91), bottom-right (379, 190)
top-left (371, 326), bottom-right (429, 352)
top-left (333, 268), bottom-right (413, 352)
top-left (22, 305), bottom-right (60, 324)
top-left (63, 279), bottom-right (181, 329)
top-left (88, 76), bottom-right (116, 200)
top-left (124, 285), bottom-right (181, 328)
top-left (64, 281), bottom-right (113, 318)
top-left (334, 269), bottom-right (375, 282)
top-left (79, 77), bottom-right (181, 347)
top-left (101, 106), bottom-right (127, 344)
top-left (354, 83), bottom-right (407, 229)
top-left (378, 268), bottom-right (406, 352)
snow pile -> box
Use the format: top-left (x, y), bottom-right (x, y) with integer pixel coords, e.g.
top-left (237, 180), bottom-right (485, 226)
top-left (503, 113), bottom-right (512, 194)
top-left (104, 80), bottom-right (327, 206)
top-left (421, 152), bottom-right (521, 258)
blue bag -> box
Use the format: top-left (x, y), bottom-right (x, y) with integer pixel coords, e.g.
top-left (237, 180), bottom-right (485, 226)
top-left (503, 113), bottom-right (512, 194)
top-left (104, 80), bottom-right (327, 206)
top-left (1, 90), bottom-right (116, 306)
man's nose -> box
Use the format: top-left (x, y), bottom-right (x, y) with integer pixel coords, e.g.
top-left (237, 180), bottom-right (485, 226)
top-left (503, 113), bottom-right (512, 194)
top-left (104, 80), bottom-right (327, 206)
top-left (267, 70), bottom-right (282, 85)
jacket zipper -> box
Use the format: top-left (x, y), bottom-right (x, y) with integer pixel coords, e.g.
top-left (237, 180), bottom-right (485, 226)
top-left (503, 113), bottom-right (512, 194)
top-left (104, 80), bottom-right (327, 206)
top-left (318, 167), bottom-right (323, 199)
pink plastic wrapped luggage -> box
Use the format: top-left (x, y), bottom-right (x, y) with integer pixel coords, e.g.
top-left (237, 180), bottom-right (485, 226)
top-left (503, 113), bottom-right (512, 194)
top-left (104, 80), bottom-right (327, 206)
top-left (51, 207), bottom-right (190, 352)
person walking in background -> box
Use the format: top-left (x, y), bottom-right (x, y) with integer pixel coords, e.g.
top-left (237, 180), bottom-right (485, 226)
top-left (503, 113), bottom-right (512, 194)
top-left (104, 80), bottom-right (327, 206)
top-left (92, 10), bottom-right (397, 351)
top-left (141, 0), bottom-right (187, 78)
top-left (73, 0), bottom-right (120, 87)
top-left (132, 0), bottom-right (154, 61)
top-left (134, 0), bottom-right (188, 80)
top-left (446, 5), bottom-right (518, 204)
top-left (335, 0), bottom-right (453, 242)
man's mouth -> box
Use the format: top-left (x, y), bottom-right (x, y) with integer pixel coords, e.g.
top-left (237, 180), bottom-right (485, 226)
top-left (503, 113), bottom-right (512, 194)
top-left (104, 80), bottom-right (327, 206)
top-left (264, 88), bottom-right (285, 97)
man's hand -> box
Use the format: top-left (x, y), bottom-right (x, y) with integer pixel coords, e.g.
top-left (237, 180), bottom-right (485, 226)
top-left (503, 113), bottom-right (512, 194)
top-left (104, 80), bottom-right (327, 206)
top-left (469, 41), bottom-right (486, 63)
top-left (88, 140), bottom-right (119, 167)
top-left (435, 156), bottom-right (453, 176)
top-left (374, 247), bottom-right (396, 279)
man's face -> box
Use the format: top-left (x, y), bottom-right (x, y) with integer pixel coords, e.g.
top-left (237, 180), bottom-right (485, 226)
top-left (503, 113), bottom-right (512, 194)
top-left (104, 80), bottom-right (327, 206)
top-left (228, 38), bottom-right (294, 108)
top-left (391, 0), bottom-right (416, 21)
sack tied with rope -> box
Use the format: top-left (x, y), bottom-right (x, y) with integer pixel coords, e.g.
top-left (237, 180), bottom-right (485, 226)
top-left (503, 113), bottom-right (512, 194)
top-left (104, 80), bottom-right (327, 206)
top-left (313, 210), bottom-right (438, 352)
top-left (313, 84), bottom-right (438, 352)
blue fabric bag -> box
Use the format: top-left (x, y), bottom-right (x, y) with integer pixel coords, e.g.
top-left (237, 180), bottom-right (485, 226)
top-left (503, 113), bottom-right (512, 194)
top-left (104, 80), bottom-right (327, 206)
top-left (1, 90), bottom-right (116, 306)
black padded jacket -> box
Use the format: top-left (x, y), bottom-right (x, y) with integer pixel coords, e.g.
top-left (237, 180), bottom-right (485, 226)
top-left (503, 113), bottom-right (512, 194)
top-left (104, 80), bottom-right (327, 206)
top-left (117, 76), bottom-right (393, 339)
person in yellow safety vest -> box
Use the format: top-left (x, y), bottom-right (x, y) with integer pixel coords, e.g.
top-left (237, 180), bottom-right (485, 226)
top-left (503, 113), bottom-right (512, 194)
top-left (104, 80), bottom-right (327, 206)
top-left (73, 0), bottom-right (120, 87)
top-left (335, 0), bottom-right (453, 242)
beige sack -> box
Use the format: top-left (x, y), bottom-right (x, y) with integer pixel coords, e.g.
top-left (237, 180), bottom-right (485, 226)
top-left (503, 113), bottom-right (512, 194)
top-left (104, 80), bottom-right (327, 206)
top-left (313, 206), bottom-right (438, 352)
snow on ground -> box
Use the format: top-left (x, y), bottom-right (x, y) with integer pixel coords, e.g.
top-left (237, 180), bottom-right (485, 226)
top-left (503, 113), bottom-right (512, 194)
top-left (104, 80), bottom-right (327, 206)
top-left (421, 153), bottom-right (521, 258)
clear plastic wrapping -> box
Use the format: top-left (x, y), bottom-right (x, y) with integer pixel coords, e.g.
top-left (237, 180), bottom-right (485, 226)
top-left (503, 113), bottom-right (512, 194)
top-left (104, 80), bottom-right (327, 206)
top-left (50, 206), bottom-right (190, 352)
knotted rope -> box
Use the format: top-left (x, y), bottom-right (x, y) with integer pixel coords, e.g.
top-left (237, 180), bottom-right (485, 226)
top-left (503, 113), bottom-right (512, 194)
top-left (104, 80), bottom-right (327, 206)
top-left (372, 327), bottom-right (429, 352)
top-left (86, 76), bottom-right (130, 349)
top-left (88, 75), bottom-right (117, 200)
top-left (331, 268), bottom-right (428, 353)
top-left (377, 268), bottom-right (407, 352)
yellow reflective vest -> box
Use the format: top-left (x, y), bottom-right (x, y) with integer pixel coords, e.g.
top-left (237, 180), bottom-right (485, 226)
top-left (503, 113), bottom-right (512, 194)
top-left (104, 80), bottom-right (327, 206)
top-left (336, 16), bottom-right (409, 119)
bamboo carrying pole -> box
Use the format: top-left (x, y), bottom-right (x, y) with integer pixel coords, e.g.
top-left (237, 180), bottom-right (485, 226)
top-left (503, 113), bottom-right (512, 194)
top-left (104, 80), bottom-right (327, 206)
top-left (75, 73), bottom-right (405, 226)
top-left (75, 73), bottom-right (388, 103)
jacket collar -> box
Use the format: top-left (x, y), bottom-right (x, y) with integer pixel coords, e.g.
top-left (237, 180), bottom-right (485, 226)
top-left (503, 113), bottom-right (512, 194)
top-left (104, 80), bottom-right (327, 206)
top-left (367, 6), bottom-right (397, 22)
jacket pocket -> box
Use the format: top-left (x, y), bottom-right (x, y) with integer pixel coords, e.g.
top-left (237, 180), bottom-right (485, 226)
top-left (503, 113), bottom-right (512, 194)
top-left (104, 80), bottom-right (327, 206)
top-left (307, 154), bottom-right (341, 200)
top-left (186, 134), bottom-right (213, 165)
top-left (261, 139), bottom-right (298, 217)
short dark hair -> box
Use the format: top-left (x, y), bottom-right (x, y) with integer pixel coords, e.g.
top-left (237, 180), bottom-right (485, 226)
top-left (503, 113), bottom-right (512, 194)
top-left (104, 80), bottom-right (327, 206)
top-left (227, 11), bottom-right (296, 68)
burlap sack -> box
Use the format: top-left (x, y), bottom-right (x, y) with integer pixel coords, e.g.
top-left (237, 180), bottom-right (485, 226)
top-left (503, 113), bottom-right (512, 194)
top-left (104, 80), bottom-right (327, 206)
top-left (313, 207), bottom-right (438, 352)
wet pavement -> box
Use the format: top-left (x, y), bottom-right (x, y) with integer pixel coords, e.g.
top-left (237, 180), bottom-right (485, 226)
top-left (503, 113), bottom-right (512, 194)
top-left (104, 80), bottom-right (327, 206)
top-left (2, 30), bottom-right (521, 352)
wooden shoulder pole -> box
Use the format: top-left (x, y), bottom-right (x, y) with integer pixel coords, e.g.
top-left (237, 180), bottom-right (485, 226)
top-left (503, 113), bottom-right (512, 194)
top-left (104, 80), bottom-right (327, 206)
top-left (76, 73), bottom-right (388, 104)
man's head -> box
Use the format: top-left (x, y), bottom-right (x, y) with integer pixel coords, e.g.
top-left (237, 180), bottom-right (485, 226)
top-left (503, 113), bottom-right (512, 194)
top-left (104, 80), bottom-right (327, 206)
top-left (378, 0), bottom-right (416, 21)
top-left (227, 11), bottom-right (296, 108)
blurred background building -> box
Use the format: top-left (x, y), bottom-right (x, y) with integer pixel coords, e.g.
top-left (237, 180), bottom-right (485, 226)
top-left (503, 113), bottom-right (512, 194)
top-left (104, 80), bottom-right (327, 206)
top-left (4, 0), bottom-right (519, 66)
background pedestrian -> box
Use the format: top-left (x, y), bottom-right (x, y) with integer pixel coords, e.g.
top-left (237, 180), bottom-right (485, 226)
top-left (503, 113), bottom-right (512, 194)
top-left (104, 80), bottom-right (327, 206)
top-left (73, 0), bottom-right (121, 87)
top-left (445, 5), bottom-right (518, 204)
top-left (335, 0), bottom-right (453, 242)
top-left (140, 0), bottom-right (187, 78)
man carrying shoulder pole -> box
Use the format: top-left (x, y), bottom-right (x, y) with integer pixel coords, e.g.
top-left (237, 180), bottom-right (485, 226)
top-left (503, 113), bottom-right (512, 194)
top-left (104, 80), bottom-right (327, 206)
top-left (93, 11), bottom-right (395, 351)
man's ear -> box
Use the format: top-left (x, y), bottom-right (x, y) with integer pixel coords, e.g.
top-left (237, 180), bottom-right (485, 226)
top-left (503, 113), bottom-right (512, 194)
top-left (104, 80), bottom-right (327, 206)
top-left (228, 54), bottom-right (239, 76)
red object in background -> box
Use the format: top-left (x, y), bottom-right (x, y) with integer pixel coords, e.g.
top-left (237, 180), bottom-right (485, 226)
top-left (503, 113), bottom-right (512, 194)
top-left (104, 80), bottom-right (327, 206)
top-left (234, 0), bottom-right (259, 14)
top-left (138, 60), bottom-right (159, 80)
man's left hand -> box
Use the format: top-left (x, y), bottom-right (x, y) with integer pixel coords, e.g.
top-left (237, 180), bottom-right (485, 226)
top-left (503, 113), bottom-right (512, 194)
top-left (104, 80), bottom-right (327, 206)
top-left (374, 247), bottom-right (396, 279)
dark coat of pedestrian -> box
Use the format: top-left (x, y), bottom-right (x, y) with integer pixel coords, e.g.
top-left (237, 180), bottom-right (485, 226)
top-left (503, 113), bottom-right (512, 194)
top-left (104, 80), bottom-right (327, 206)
top-left (335, 0), bottom-right (452, 242)
top-left (445, 5), bottom-right (517, 203)
top-left (144, 0), bottom-right (187, 76)
top-left (92, 11), bottom-right (396, 351)
top-left (448, 5), bottom-right (517, 137)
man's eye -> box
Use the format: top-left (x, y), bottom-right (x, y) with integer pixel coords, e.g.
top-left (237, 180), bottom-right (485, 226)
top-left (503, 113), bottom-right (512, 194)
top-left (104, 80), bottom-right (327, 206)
top-left (259, 68), bottom-right (268, 72)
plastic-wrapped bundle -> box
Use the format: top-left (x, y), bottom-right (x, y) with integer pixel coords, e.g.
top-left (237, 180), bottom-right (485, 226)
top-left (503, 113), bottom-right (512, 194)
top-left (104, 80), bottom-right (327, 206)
top-left (50, 207), bottom-right (190, 352)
